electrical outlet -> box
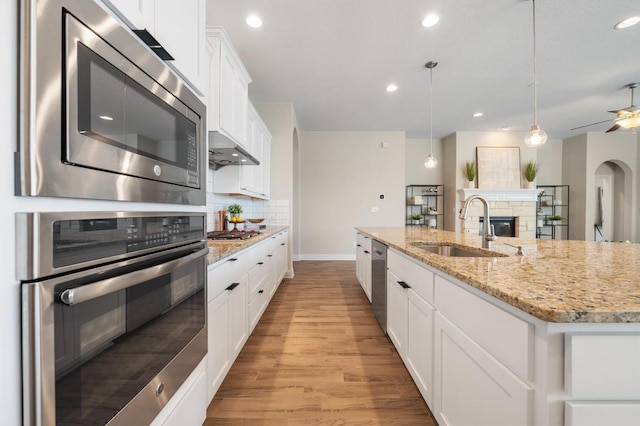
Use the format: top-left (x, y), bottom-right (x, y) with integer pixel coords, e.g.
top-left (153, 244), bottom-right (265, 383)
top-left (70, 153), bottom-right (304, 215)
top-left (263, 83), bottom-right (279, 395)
top-left (371, 207), bottom-right (379, 213)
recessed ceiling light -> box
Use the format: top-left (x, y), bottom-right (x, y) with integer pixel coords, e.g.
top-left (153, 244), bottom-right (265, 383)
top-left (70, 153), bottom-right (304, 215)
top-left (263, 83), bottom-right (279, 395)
top-left (246, 15), bottom-right (262, 28)
top-left (421, 14), bottom-right (440, 28)
top-left (473, 112), bottom-right (484, 118)
top-left (231, 153), bottom-right (239, 157)
top-left (386, 84), bottom-right (398, 92)
top-left (241, 158), bottom-right (247, 162)
top-left (501, 126), bottom-right (511, 131)
top-left (614, 16), bottom-right (640, 29)
top-left (99, 115), bottom-right (114, 121)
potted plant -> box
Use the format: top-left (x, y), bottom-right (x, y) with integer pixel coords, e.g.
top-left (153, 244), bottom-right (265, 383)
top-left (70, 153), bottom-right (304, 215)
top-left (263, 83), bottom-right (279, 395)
top-left (411, 213), bottom-right (422, 225)
top-left (546, 215), bottom-right (564, 225)
top-left (524, 161), bottom-right (539, 188)
top-left (227, 204), bottom-right (243, 224)
top-left (463, 161), bottom-right (476, 188)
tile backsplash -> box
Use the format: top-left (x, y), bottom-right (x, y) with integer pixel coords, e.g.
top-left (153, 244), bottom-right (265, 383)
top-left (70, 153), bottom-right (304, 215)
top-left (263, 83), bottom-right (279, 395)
top-left (206, 170), bottom-right (289, 231)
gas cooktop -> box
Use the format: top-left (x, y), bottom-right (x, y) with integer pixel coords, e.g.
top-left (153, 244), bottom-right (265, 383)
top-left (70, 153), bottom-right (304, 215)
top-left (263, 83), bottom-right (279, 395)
top-left (207, 230), bottom-right (261, 241)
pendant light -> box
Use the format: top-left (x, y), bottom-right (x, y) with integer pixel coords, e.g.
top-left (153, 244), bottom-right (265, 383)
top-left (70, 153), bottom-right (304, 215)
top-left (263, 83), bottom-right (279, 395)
top-left (524, 0), bottom-right (547, 147)
top-left (424, 61), bottom-right (438, 168)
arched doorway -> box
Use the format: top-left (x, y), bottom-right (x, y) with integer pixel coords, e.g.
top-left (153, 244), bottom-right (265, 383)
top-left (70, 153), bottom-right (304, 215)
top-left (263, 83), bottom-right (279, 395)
top-left (593, 160), bottom-right (632, 241)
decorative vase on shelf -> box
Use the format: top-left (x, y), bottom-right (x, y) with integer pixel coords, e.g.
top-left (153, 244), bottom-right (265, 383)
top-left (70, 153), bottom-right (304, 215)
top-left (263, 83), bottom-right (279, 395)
top-left (524, 181), bottom-right (535, 189)
top-left (466, 180), bottom-right (475, 189)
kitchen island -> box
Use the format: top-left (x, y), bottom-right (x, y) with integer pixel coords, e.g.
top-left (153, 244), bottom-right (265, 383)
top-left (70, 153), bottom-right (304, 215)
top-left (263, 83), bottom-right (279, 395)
top-left (356, 226), bottom-right (640, 426)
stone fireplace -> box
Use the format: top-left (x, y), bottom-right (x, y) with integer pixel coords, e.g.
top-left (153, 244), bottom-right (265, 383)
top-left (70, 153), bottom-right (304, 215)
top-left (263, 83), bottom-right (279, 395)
top-left (458, 189), bottom-right (538, 239)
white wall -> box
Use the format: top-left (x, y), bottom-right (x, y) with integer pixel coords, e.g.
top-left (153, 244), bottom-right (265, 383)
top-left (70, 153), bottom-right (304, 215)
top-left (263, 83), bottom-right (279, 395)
top-left (298, 131), bottom-right (405, 259)
top-left (563, 132), bottom-right (637, 241)
top-left (406, 137), bottom-right (444, 185)
top-left (537, 139), bottom-right (564, 185)
top-left (254, 102), bottom-right (297, 272)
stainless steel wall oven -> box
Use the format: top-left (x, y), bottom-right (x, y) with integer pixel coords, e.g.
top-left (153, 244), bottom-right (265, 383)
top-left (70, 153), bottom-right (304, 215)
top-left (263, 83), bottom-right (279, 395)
top-left (18, 212), bottom-right (208, 425)
top-left (18, 0), bottom-right (206, 204)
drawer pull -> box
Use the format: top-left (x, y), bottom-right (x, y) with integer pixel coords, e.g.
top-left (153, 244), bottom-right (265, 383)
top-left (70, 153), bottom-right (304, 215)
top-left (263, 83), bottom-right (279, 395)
top-left (225, 282), bottom-right (240, 291)
top-left (267, 254), bottom-right (273, 257)
top-left (280, 243), bottom-right (285, 246)
top-left (227, 258), bottom-right (238, 262)
top-left (258, 290), bottom-right (264, 294)
top-left (364, 250), bottom-right (370, 254)
top-left (357, 244), bottom-right (361, 247)
top-left (258, 262), bottom-right (264, 265)
top-left (397, 281), bottom-right (411, 289)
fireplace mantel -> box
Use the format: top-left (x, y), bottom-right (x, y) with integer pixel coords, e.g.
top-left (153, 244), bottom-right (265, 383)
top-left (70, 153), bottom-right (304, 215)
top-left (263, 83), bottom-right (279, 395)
top-left (459, 188), bottom-right (539, 202)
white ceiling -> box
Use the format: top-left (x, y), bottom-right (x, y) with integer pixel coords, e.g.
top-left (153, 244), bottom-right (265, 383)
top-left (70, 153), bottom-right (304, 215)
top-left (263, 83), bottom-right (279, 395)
top-left (206, 0), bottom-right (640, 140)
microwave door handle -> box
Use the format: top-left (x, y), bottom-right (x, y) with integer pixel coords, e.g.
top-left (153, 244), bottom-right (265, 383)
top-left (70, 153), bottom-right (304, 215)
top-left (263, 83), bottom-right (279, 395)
top-left (59, 247), bottom-right (209, 305)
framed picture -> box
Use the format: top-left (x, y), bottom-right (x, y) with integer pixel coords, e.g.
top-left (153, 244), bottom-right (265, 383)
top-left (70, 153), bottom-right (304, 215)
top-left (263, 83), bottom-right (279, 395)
top-left (476, 147), bottom-right (521, 189)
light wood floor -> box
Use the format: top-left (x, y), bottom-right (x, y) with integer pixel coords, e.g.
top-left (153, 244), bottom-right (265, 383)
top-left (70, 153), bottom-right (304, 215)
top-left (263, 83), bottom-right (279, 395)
top-left (205, 261), bottom-right (437, 425)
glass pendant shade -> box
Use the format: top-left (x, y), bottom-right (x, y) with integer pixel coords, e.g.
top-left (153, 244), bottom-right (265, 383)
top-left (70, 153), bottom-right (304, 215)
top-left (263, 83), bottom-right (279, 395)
top-left (524, 125), bottom-right (547, 147)
top-left (424, 154), bottom-right (437, 168)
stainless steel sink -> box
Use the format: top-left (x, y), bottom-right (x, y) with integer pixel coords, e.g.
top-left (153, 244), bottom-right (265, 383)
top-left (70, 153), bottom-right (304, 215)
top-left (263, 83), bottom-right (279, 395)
top-left (410, 243), bottom-right (506, 258)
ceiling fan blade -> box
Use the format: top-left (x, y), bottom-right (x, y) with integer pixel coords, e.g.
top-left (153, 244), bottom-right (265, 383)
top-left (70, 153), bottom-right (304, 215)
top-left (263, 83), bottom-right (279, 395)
top-left (570, 118), bottom-right (616, 131)
top-left (605, 124), bottom-right (621, 133)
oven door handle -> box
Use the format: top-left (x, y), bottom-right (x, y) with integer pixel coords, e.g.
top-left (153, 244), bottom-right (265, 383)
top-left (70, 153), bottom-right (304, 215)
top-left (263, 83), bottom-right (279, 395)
top-left (59, 246), bottom-right (209, 305)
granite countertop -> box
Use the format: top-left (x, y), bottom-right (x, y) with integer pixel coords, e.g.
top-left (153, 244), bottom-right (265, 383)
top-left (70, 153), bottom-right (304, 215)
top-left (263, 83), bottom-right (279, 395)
top-left (356, 226), bottom-right (640, 323)
top-left (207, 226), bottom-right (288, 265)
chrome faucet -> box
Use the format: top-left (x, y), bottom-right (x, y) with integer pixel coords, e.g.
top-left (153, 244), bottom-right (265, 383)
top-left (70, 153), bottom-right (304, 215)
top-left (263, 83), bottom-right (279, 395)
top-left (459, 195), bottom-right (497, 249)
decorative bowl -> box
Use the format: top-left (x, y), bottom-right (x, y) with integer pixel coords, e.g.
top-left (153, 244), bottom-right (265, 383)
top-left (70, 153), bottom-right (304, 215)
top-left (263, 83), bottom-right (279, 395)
top-left (247, 218), bottom-right (265, 224)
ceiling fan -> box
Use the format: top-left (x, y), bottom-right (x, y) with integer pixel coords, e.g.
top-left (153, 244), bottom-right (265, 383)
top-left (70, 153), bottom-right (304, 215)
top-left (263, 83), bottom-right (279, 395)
top-left (571, 83), bottom-right (640, 133)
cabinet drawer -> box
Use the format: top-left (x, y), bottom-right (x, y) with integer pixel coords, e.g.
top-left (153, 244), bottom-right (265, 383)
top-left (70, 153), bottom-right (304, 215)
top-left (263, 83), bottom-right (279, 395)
top-left (435, 275), bottom-right (533, 381)
top-left (565, 401), bottom-right (640, 426)
top-left (247, 241), bottom-right (269, 267)
top-left (248, 259), bottom-right (268, 303)
top-left (388, 250), bottom-right (434, 305)
top-left (248, 282), bottom-right (269, 331)
top-left (565, 333), bottom-right (640, 399)
top-left (207, 253), bottom-right (247, 302)
top-left (268, 231), bottom-right (288, 254)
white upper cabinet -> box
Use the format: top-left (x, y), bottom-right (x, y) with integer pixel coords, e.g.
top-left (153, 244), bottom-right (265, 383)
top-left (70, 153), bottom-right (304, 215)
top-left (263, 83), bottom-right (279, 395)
top-left (101, 0), bottom-right (208, 96)
top-left (103, 0), bottom-right (154, 29)
top-left (207, 27), bottom-right (251, 149)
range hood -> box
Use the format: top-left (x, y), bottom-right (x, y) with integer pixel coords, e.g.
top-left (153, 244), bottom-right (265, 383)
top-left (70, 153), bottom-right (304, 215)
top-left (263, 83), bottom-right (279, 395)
top-left (208, 131), bottom-right (260, 170)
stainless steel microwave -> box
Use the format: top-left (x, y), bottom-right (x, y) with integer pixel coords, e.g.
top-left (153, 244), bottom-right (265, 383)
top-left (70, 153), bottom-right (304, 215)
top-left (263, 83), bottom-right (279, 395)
top-left (18, 0), bottom-right (206, 205)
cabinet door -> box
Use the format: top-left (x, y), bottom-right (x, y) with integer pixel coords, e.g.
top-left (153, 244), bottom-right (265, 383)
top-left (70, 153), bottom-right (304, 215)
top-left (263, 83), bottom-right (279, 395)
top-left (355, 246), bottom-right (364, 286)
top-left (363, 250), bottom-right (372, 302)
top-left (219, 46), bottom-right (237, 140)
top-left (406, 289), bottom-right (434, 409)
top-left (434, 312), bottom-right (532, 426)
top-left (386, 270), bottom-right (408, 357)
top-left (103, 0), bottom-right (155, 30)
top-left (154, 0), bottom-right (207, 94)
top-left (261, 136), bottom-right (271, 199)
top-left (207, 291), bottom-right (230, 401)
top-left (229, 276), bottom-right (248, 357)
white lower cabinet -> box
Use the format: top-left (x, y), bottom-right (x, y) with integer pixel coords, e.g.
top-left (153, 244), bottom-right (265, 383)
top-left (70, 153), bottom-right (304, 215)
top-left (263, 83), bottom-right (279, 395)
top-left (386, 270), bottom-right (408, 356)
top-left (386, 250), bottom-right (435, 409)
top-left (355, 233), bottom-right (372, 302)
top-left (151, 359), bottom-right (207, 426)
top-left (206, 254), bottom-right (248, 401)
top-left (207, 230), bottom-right (289, 404)
top-left (434, 312), bottom-right (532, 426)
top-left (405, 288), bottom-right (434, 408)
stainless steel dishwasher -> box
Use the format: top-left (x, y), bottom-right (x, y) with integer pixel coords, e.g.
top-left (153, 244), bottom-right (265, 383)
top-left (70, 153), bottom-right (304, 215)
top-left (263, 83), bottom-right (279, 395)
top-left (371, 239), bottom-right (388, 333)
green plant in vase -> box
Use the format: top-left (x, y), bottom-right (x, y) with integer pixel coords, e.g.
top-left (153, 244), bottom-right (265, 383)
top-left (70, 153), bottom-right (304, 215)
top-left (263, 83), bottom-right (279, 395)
top-left (524, 161), bottom-right (539, 188)
top-left (227, 204), bottom-right (243, 228)
top-left (463, 161), bottom-right (476, 188)
top-left (546, 215), bottom-right (564, 225)
top-left (411, 213), bottom-right (422, 225)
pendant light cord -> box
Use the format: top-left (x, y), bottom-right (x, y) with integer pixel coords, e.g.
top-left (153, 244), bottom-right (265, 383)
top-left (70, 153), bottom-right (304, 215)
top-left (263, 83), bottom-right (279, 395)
top-left (429, 66), bottom-right (433, 154)
top-left (532, 0), bottom-right (538, 126)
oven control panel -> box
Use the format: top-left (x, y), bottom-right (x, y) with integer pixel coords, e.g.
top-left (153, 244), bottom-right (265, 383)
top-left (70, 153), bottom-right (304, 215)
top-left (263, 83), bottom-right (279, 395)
top-left (52, 214), bottom-right (205, 268)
